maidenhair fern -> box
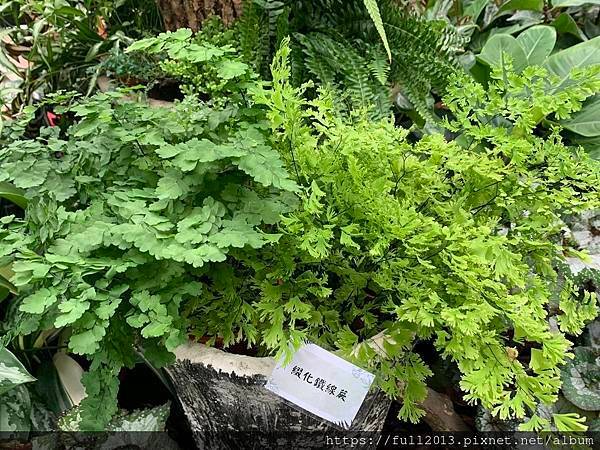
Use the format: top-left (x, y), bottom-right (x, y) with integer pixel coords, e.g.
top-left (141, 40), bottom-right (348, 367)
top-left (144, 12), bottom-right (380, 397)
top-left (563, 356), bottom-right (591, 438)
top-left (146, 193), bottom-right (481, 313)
top-left (0, 78), bottom-right (299, 429)
top-left (250, 40), bottom-right (600, 431)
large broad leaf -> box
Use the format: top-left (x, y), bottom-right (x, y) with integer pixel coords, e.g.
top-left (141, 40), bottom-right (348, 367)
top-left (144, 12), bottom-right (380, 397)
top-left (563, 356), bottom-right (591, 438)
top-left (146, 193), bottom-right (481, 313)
top-left (545, 36), bottom-right (600, 86)
top-left (0, 384), bottom-right (55, 434)
top-left (499, 0), bottom-right (544, 11)
top-left (464, 0), bottom-right (490, 22)
top-left (479, 34), bottom-right (528, 72)
top-left (516, 25), bottom-right (556, 65)
top-left (0, 347), bottom-right (36, 395)
top-left (561, 96), bottom-right (600, 137)
top-left (561, 346), bottom-right (600, 411)
top-left (552, 13), bottom-right (586, 40)
top-left (35, 360), bottom-right (74, 414)
top-left (0, 181), bottom-right (27, 209)
top-left (53, 352), bottom-right (86, 406)
top-left (552, 0), bottom-right (600, 6)
top-left (0, 384), bottom-right (32, 434)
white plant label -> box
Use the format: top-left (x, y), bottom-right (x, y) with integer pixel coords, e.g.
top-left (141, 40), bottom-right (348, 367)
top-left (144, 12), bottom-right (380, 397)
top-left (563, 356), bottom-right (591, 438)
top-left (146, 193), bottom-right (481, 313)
top-left (265, 343), bottom-right (375, 429)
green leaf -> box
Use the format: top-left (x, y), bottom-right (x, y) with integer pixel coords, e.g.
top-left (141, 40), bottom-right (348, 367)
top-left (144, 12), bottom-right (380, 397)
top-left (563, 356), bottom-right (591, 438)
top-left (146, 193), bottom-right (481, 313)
top-left (236, 146), bottom-right (298, 190)
top-left (552, 0), bottom-right (600, 7)
top-left (0, 384), bottom-right (32, 433)
top-left (363, 0), bottom-right (392, 62)
top-left (545, 36), bottom-right (600, 86)
top-left (12, 161), bottom-right (50, 189)
top-left (110, 403), bottom-right (170, 431)
top-left (561, 95), bottom-right (600, 137)
top-left (155, 170), bottom-right (189, 200)
top-left (529, 348), bottom-right (554, 372)
top-left (553, 413), bottom-right (588, 432)
top-left (141, 319), bottom-right (171, 338)
top-left (0, 347), bottom-right (36, 395)
top-left (0, 265), bottom-right (17, 297)
top-left (516, 26), bottom-right (556, 66)
top-left (125, 38), bottom-right (156, 53)
top-left (76, 363), bottom-right (120, 430)
top-left (54, 300), bottom-right (91, 327)
top-left (69, 327), bottom-right (105, 355)
top-left (59, 403), bottom-right (170, 432)
top-left (499, 0), bottom-right (544, 12)
top-left (185, 44), bottom-right (226, 62)
top-left (479, 35), bottom-right (528, 72)
top-left (0, 182), bottom-right (27, 208)
top-left (34, 360), bottom-right (74, 414)
top-left (217, 60), bottom-right (249, 80)
top-left (561, 346), bottom-right (600, 411)
top-left (552, 13), bottom-right (586, 40)
top-left (19, 288), bottom-right (58, 315)
top-left (464, 0), bottom-right (491, 22)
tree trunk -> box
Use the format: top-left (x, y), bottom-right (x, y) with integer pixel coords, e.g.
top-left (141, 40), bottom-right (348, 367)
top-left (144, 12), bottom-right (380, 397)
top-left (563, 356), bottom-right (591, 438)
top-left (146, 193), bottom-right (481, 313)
top-left (167, 343), bottom-right (391, 449)
top-left (155, 0), bottom-right (244, 31)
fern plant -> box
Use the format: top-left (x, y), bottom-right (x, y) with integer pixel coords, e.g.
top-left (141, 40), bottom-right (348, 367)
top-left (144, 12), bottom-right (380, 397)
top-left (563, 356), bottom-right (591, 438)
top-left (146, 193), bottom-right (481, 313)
top-left (380, 0), bottom-right (467, 117)
top-left (234, 0), bottom-right (465, 118)
top-left (236, 0), bottom-right (291, 78)
top-left (126, 25), bottom-right (254, 103)
top-left (281, 0), bottom-right (466, 118)
top-left (0, 62), bottom-right (299, 430)
top-left (297, 33), bottom-right (392, 118)
top-left (247, 40), bottom-right (600, 430)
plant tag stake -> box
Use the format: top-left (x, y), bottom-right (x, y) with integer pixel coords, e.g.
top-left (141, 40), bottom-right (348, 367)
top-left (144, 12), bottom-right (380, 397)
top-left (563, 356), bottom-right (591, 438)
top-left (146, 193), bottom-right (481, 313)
top-left (265, 343), bottom-right (375, 429)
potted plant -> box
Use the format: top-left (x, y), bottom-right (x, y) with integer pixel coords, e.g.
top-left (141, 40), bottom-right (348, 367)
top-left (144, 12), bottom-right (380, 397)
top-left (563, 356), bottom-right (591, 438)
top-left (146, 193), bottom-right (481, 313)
top-left (1, 27), bottom-right (599, 448)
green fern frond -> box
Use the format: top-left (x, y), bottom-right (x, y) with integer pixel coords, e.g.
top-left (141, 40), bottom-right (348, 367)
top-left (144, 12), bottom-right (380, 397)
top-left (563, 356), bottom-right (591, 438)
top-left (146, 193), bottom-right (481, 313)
top-left (297, 32), bottom-right (391, 119)
top-left (242, 0), bottom-right (464, 118)
top-left (367, 46), bottom-right (390, 85)
top-left (362, 0), bottom-right (392, 61)
top-left (374, 1), bottom-right (463, 117)
top-left (237, 0), bottom-right (288, 77)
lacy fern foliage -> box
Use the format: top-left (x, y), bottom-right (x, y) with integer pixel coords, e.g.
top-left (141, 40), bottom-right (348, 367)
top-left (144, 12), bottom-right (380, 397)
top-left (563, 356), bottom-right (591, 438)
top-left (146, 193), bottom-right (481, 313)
top-left (288, 0), bottom-right (465, 117)
top-left (249, 40), bottom-right (600, 430)
top-left (0, 85), bottom-right (298, 429)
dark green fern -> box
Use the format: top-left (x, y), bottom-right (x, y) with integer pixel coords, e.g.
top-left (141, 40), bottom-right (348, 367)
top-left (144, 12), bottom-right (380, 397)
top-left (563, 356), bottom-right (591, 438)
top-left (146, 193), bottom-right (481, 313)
top-left (286, 0), bottom-right (465, 119)
top-left (297, 32), bottom-right (391, 118)
top-left (237, 0), bottom-right (289, 78)
top-left (237, 0), bottom-right (466, 119)
top-left (379, 0), bottom-right (465, 118)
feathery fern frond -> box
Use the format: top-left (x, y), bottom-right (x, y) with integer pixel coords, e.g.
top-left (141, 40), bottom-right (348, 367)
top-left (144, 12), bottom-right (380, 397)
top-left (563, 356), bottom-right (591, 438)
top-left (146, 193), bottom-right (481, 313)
top-left (297, 32), bottom-right (392, 119)
top-left (378, 0), bottom-right (463, 117)
top-left (241, 0), bottom-right (465, 118)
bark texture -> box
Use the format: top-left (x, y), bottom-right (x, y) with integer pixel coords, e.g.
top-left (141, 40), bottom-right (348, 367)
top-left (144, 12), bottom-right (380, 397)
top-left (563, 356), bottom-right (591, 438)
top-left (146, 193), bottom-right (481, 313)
top-left (419, 388), bottom-right (470, 432)
top-left (156, 0), bottom-right (243, 31)
top-left (167, 343), bottom-right (391, 449)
